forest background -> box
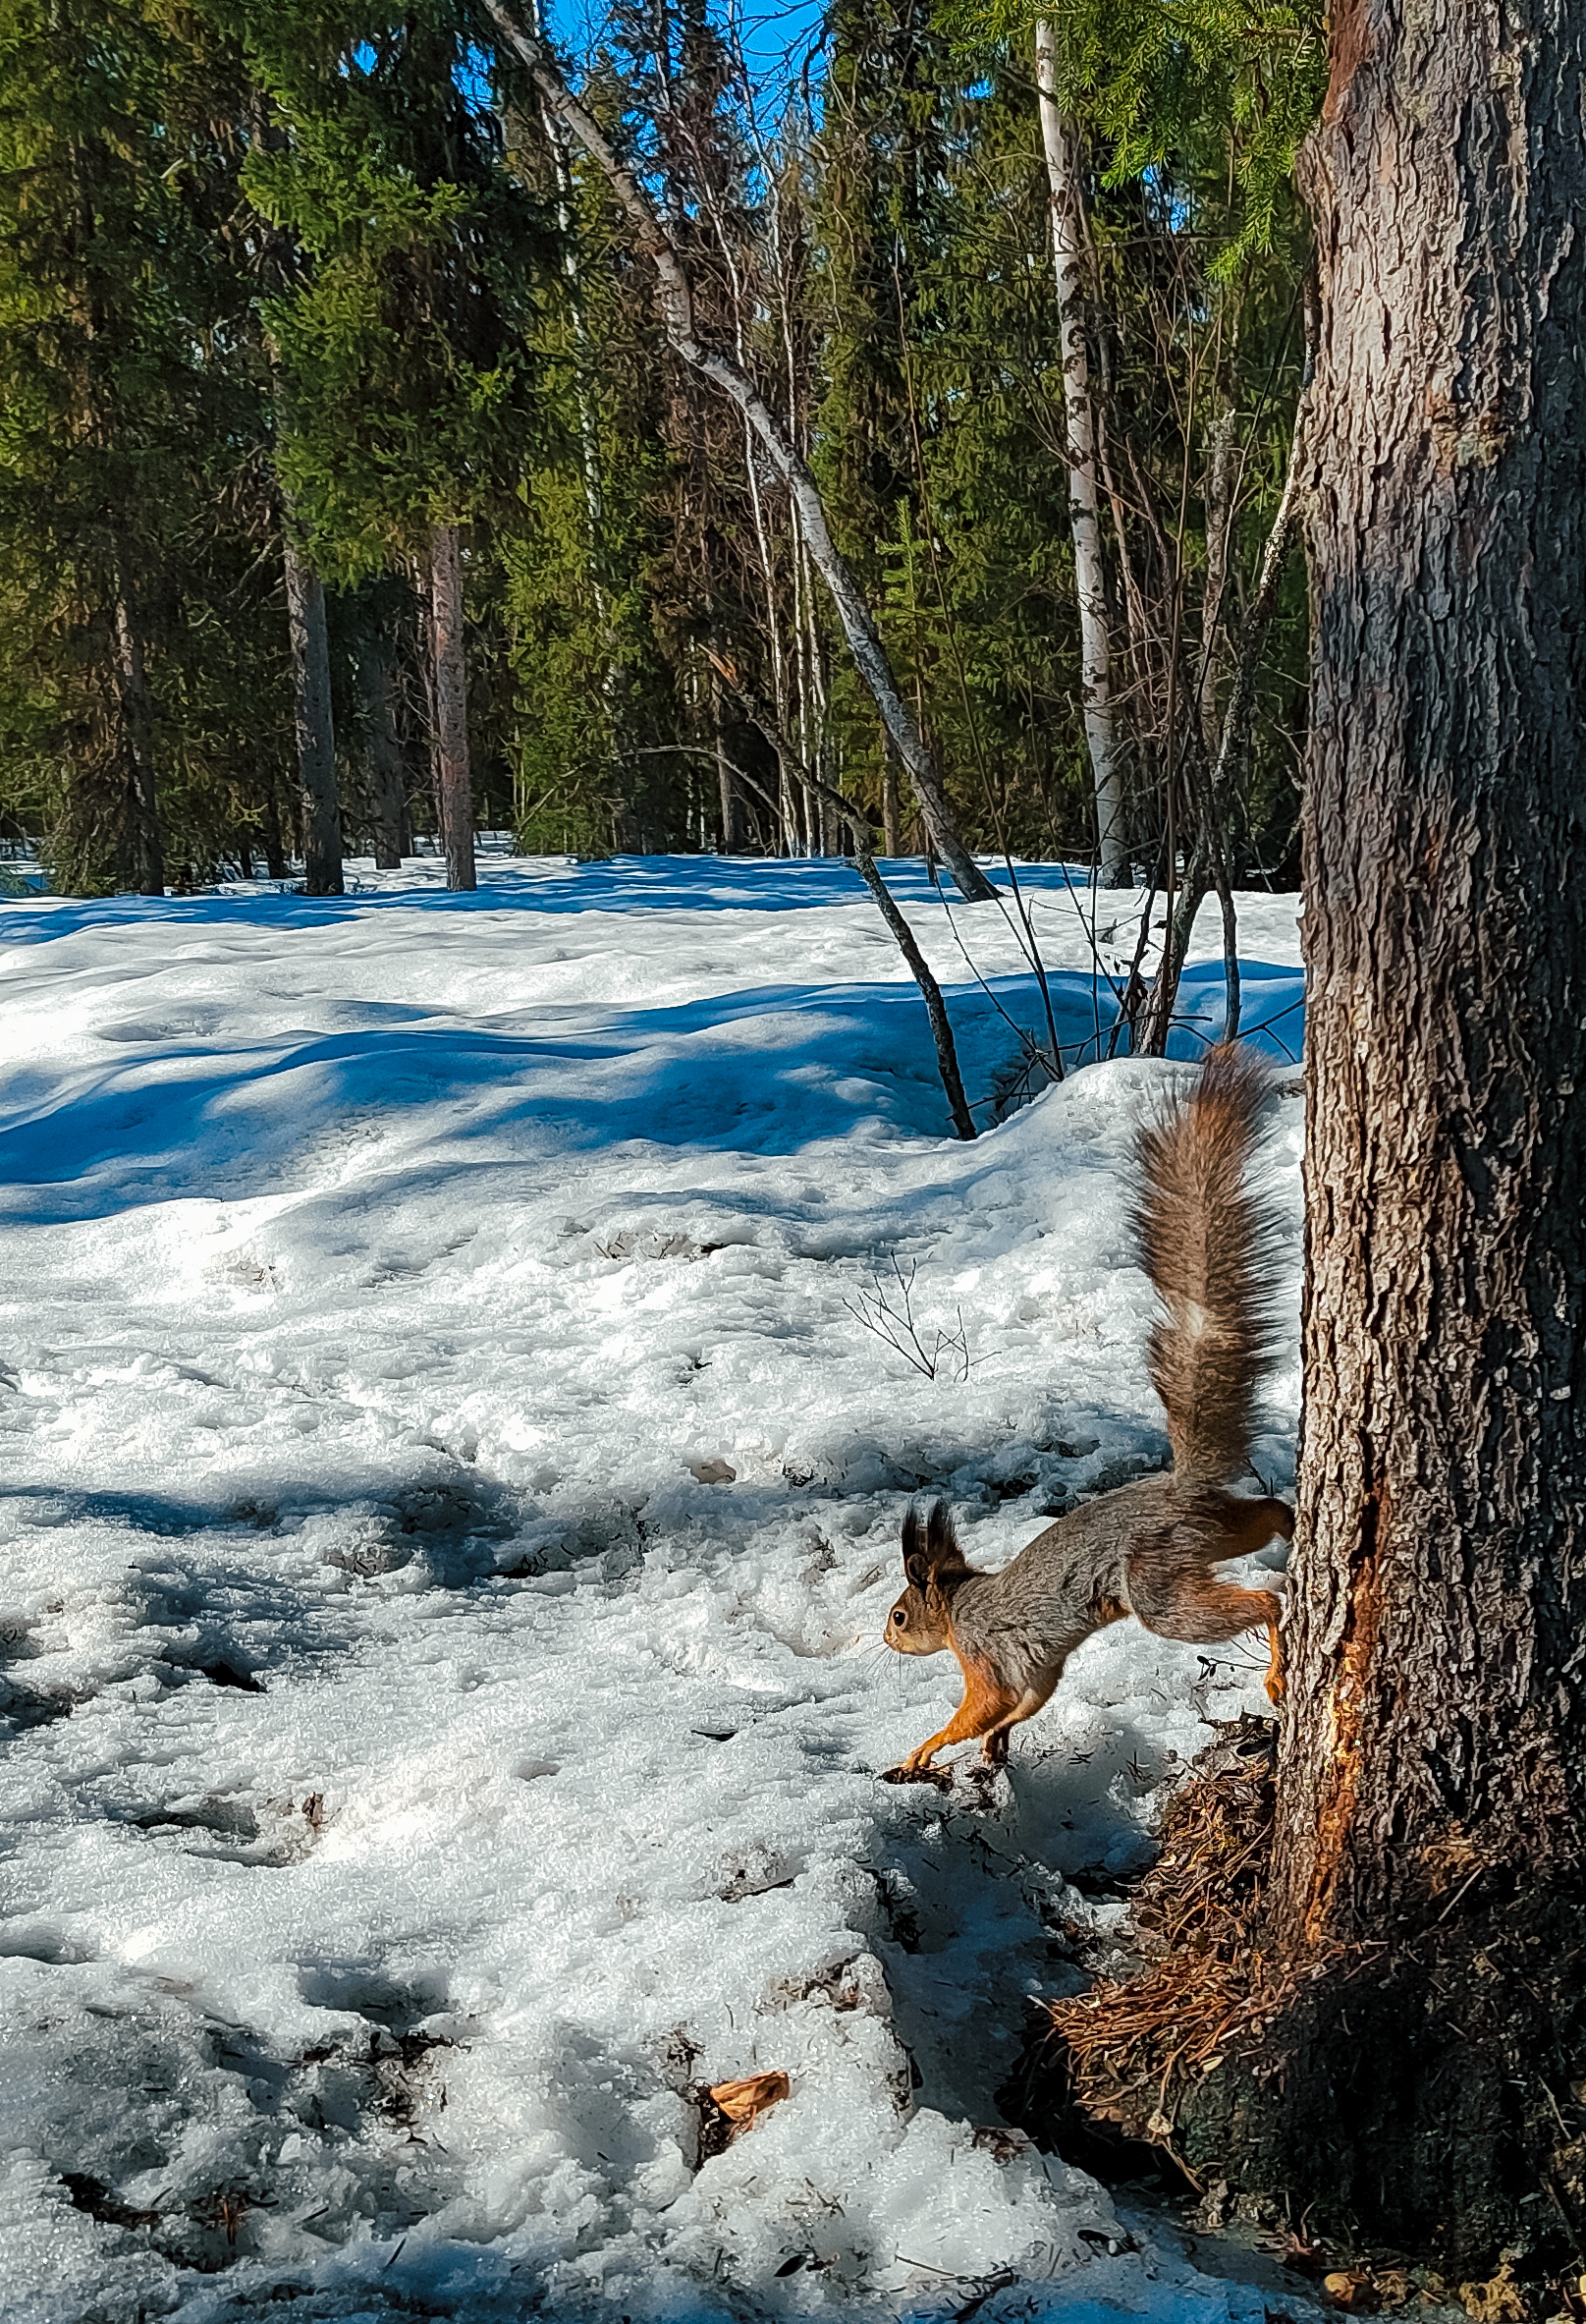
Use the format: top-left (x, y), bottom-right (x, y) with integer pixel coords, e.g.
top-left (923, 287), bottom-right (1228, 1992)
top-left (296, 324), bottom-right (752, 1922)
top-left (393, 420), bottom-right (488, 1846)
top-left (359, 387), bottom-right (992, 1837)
top-left (0, 0), bottom-right (1322, 907)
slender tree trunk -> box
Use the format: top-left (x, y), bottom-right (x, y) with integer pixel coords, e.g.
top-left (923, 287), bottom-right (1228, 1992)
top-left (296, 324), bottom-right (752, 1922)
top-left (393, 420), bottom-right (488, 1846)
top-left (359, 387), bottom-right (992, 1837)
top-left (357, 636), bottom-right (408, 871)
top-left (1130, 400), bottom-right (1307, 1054)
top-left (1194, 404), bottom-right (1238, 750)
top-left (483, 0), bottom-right (996, 904)
top-left (712, 676), bottom-right (741, 853)
top-left (1174, 0), bottom-right (1586, 2271)
top-left (881, 762), bottom-right (902, 858)
top-left (112, 595), bottom-right (163, 896)
top-left (261, 781), bottom-right (287, 880)
top-left (1034, 22), bottom-right (1125, 886)
top-left (708, 658), bottom-right (976, 1139)
top-left (283, 533), bottom-right (342, 897)
top-left (428, 523), bottom-right (475, 893)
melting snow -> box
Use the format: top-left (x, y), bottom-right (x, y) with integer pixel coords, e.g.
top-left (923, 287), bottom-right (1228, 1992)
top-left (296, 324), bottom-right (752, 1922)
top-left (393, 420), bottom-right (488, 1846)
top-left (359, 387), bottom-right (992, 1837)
top-left (0, 854), bottom-right (1312, 2321)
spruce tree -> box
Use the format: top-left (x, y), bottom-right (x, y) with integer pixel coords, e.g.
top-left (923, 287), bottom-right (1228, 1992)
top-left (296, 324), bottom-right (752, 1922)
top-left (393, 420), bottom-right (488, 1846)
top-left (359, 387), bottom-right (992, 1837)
top-left (0, 0), bottom-right (276, 892)
top-left (240, 0), bottom-right (548, 890)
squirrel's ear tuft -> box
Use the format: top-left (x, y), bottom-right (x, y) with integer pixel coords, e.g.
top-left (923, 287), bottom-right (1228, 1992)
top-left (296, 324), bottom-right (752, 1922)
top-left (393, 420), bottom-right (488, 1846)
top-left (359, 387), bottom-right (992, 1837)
top-left (903, 1497), bottom-right (967, 1585)
top-left (902, 1502), bottom-right (929, 1588)
top-left (926, 1498), bottom-right (968, 1574)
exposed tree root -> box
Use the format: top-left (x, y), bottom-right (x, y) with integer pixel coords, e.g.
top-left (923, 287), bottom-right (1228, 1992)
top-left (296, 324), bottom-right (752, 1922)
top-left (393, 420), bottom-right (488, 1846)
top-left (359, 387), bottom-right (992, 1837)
top-left (999, 1718), bottom-right (1586, 2310)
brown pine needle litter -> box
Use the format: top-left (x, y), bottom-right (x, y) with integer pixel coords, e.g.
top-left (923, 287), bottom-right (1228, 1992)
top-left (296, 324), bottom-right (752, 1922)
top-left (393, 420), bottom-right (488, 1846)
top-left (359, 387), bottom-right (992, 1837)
top-left (1032, 1715), bottom-right (1285, 2167)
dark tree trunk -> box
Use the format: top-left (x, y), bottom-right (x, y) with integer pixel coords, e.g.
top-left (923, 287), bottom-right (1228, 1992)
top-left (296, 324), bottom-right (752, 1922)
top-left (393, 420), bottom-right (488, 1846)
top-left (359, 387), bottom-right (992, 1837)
top-left (261, 779), bottom-right (288, 881)
top-left (1173, 0), bottom-right (1586, 2273)
top-left (713, 676), bottom-right (741, 853)
top-left (881, 761), bottom-right (902, 859)
top-left (283, 535), bottom-right (343, 897)
top-left (357, 635), bottom-right (408, 871)
top-left (429, 523), bottom-right (475, 893)
top-left (112, 597), bottom-right (163, 896)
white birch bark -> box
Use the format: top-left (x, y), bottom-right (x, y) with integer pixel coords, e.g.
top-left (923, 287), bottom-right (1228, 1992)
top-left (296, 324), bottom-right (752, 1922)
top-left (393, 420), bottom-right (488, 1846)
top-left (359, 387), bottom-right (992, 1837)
top-left (1035, 21), bottom-right (1127, 885)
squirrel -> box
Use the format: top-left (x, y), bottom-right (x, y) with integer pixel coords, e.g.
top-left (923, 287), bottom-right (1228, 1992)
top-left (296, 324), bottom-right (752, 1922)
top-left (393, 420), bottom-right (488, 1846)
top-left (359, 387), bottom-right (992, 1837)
top-left (881, 1043), bottom-right (1292, 1783)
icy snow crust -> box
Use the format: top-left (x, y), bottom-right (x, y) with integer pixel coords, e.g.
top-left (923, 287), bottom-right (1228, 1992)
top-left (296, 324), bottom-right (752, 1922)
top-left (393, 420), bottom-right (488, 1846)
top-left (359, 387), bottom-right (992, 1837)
top-left (0, 856), bottom-right (1307, 2323)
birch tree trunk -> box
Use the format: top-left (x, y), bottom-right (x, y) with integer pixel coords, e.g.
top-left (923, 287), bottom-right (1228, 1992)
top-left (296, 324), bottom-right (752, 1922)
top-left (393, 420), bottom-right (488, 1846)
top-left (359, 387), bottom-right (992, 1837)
top-left (112, 595), bottom-right (163, 896)
top-left (482, 0), bottom-right (996, 904)
top-left (282, 534), bottom-right (342, 897)
top-left (429, 523), bottom-right (476, 893)
top-left (1034, 22), bottom-right (1125, 886)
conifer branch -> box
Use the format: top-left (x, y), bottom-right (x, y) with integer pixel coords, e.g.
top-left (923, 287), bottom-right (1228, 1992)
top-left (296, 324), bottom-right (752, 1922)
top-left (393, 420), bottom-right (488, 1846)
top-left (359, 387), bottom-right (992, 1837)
top-left (480, 0), bottom-right (998, 903)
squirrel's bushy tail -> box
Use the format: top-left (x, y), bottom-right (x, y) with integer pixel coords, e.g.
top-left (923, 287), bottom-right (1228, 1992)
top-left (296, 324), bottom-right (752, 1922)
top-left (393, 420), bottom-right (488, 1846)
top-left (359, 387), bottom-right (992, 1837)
top-left (1131, 1043), bottom-right (1285, 1492)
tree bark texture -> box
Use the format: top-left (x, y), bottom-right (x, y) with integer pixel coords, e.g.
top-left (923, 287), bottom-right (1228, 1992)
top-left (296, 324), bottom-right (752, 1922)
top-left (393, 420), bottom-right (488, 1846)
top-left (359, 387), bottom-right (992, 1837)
top-left (283, 535), bottom-right (343, 897)
top-left (881, 763), bottom-right (902, 859)
top-left (1034, 24), bottom-right (1125, 886)
top-left (112, 595), bottom-right (163, 896)
top-left (429, 523), bottom-right (476, 893)
top-left (1203, 0), bottom-right (1586, 2267)
top-left (712, 675), bottom-right (742, 853)
top-left (1282, 0), bottom-right (1586, 1963)
top-left (482, 0), bottom-right (997, 905)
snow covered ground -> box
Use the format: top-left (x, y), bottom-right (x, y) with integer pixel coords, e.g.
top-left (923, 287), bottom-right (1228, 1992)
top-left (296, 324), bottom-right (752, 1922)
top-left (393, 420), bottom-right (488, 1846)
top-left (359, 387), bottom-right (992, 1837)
top-left (0, 853), bottom-right (1310, 2324)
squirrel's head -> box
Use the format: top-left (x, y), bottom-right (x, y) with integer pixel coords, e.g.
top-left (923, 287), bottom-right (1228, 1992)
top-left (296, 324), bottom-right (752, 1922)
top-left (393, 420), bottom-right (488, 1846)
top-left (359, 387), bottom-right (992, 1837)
top-left (885, 1499), bottom-right (971, 1657)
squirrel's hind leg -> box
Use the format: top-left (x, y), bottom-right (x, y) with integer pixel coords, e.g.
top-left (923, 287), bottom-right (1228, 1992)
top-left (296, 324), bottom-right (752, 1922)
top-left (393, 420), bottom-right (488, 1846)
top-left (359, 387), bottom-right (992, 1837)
top-left (1126, 1550), bottom-right (1285, 1706)
top-left (978, 1676), bottom-right (1061, 1766)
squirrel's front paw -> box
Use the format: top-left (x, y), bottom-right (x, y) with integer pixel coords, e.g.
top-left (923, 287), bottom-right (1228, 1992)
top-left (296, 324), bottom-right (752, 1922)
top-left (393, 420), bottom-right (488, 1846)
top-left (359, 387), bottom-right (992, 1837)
top-left (879, 1759), bottom-right (953, 1790)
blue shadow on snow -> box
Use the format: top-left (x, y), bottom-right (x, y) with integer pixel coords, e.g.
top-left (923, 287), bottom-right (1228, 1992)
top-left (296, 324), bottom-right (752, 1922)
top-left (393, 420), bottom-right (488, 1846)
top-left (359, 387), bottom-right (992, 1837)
top-left (1, 951), bottom-right (1304, 1227)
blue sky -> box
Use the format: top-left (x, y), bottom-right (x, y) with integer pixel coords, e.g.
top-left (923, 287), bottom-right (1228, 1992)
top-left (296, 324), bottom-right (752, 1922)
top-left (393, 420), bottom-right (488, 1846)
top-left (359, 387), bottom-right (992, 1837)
top-left (548, 0), bottom-right (828, 98)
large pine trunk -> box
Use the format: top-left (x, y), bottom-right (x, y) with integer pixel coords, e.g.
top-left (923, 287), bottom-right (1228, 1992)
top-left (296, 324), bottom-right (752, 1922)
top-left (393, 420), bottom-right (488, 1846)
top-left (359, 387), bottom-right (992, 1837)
top-left (283, 535), bottom-right (343, 897)
top-left (1188, 0), bottom-right (1586, 2270)
top-left (428, 524), bottom-right (476, 893)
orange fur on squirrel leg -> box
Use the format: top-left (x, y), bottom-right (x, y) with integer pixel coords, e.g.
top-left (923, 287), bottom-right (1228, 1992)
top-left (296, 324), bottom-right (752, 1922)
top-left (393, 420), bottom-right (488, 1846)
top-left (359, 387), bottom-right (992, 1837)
top-left (1128, 1557), bottom-right (1285, 1705)
top-left (1224, 1496), bottom-right (1294, 1558)
top-left (890, 1656), bottom-right (1021, 1779)
top-left (976, 1677), bottom-right (1061, 1766)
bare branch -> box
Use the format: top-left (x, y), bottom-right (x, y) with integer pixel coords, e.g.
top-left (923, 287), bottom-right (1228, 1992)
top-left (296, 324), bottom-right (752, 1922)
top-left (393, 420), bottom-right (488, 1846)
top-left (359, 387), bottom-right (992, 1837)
top-left (481, 0), bottom-right (997, 902)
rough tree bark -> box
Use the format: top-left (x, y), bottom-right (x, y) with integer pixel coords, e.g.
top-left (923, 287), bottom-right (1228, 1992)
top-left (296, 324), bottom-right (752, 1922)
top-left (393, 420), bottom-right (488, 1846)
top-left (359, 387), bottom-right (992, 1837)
top-left (282, 534), bottom-right (342, 897)
top-left (428, 523), bottom-right (476, 893)
top-left (1034, 23), bottom-right (1125, 885)
top-left (482, 0), bottom-right (997, 904)
top-left (1163, 0), bottom-right (1586, 2272)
